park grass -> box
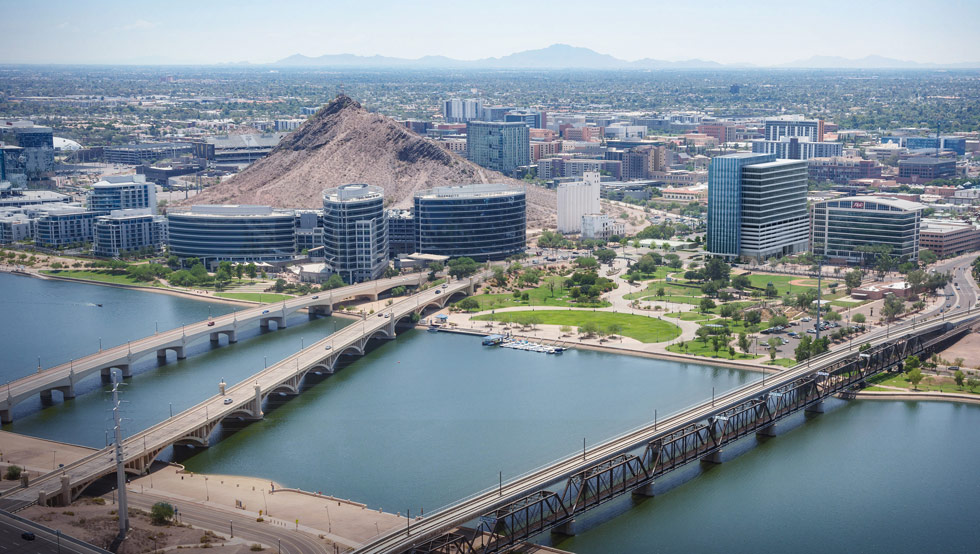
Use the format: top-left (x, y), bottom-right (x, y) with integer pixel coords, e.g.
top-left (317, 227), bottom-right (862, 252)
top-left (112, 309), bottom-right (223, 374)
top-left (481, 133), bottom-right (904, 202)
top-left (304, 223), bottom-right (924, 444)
top-left (625, 282), bottom-right (701, 300)
top-left (471, 310), bottom-right (681, 343)
top-left (665, 311), bottom-right (715, 322)
top-left (864, 371), bottom-right (978, 394)
top-left (743, 273), bottom-right (841, 297)
top-left (41, 269), bottom-right (155, 287)
top-left (469, 276), bottom-right (610, 310)
top-left (766, 358), bottom-right (796, 368)
top-left (214, 292), bottom-right (293, 303)
top-left (667, 340), bottom-right (759, 360)
top-left (625, 266), bottom-right (673, 280)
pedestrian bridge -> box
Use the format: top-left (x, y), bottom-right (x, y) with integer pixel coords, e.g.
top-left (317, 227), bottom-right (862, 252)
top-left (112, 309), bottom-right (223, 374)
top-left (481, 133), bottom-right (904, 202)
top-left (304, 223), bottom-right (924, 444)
top-left (352, 310), bottom-right (979, 554)
top-left (0, 276), bottom-right (480, 510)
top-left (0, 273), bottom-right (430, 423)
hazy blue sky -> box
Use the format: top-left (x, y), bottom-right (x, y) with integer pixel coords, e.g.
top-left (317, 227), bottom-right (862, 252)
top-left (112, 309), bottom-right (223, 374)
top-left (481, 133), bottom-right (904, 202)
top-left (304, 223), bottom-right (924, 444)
top-left (3, 0), bottom-right (978, 65)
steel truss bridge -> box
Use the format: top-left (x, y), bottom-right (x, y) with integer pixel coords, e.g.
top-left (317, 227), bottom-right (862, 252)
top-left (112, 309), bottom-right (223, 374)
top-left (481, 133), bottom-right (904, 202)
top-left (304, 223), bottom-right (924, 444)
top-left (355, 313), bottom-right (977, 554)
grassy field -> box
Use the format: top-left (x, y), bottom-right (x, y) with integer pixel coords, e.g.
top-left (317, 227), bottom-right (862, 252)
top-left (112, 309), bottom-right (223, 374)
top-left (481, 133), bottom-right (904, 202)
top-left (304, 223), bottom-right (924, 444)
top-left (41, 269), bottom-right (155, 287)
top-left (665, 311), bottom-right (715, 321)
top-left (667, 340), bottom-right (759, 360)
top-left (743, 273), bottom-right (842, 297)
top-left (865, 371), bottom-right (979, 394)
top-left (472, 310), bottom-right (681, 343)
top-left (468, 276), bottom-right (610, 310)
top-left (626, 266), bottom-right (673, 280)
top-left (766, 358), bottom-right (796, 368)
top-left (625, 282), bottom-right (701, 301)
top-left (214, 292), bottom-right (293, 302)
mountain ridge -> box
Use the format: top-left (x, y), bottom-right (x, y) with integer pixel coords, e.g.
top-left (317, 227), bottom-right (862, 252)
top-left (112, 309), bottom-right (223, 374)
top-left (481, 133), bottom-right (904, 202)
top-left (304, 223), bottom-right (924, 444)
top-left (270, 44), bottom-right (979, 69)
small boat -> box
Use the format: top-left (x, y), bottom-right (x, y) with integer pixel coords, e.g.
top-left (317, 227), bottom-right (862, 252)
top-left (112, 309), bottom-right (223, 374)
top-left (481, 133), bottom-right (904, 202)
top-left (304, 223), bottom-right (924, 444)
top-left (96, 304), bottom-right (103, 307)
top-left (427, 325), bottom-right (440, 332)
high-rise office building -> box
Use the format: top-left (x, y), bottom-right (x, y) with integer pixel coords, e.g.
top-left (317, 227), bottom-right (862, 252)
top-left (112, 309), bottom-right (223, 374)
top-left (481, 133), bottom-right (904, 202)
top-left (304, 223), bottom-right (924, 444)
top-left (764, 115), bottom-right (824, 141)
top-left (167, 205), bottom-right (297, 266)
top-left (751, 137), bottom-right (842, 160)
top-left (466, 121), bottom-right (530, 175)
top-left (707, 153), bottom-right (809, 260)
top-left (322, 184), bottom-right (388, 283)
top-left (557, 172), bottom-right (601, 234)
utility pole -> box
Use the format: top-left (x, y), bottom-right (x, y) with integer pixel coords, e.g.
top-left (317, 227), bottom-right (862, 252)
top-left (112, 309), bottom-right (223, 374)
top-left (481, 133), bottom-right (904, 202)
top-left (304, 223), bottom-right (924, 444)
top-left (111, 370), bottom-right (129, 540)
top-left (815, 255), bottom-right (823, 342)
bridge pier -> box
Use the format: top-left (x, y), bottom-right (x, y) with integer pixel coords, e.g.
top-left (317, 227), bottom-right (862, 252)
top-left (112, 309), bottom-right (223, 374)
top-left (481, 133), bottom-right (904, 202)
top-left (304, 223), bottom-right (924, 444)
top-left (756, 424), bottom-right (777, 437)
top-left (0, 408), bottom-right (12, 424)
top-left (260, 317), bottom-right (287, 330)
top-left (40, 389), bottom-right (53, 403)
top-left (805, 401), bottom-right (825, 414)
top-left (631, 482), bottom-right (656, 498)
top-left (551, 520), bottom-right (576, 537)
top-left (101, 365), bottom-right (132, 381)
top-left (700, 450), bottom-right (723, 464)
top-left (157, 346), bottom-right (186, 360)
top-left (249, 385), bottom-right (264, 419)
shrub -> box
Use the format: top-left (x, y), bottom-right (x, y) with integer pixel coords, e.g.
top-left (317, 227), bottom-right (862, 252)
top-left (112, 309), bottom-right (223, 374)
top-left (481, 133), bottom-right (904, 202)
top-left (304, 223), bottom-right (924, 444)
top-left (4, 465), bottom-right (22, 480)
top-left (250, 545), bottom-right (265, 551)
top-left (150, 502), bottom-right (175, 525)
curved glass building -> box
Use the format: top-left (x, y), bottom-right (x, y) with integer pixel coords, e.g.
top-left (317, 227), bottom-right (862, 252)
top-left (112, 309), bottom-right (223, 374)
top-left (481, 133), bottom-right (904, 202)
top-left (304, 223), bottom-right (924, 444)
top-left (322, 184), bottom-right (388, 283)
top-left (414, 183), bottom-right (526, 261)
top-left (167, 205), bottom-right (296, 265)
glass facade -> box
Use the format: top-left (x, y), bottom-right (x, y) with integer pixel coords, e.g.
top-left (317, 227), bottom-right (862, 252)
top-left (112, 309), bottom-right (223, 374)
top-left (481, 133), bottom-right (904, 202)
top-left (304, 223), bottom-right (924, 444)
top-left (167, 206), bottom-right (296, 265)
top-left (707, 153), bottom-right (773, 257)
top-left (322, 184), bottom-right (388, 283)
top-left (466, 122), bottom-right (530, 175)
top-left (811, 197), bottom-right (922, 264)
top-left (739, 160), bottom-right (809, 258)
top-left (415, 184), bottom-right (526, 261)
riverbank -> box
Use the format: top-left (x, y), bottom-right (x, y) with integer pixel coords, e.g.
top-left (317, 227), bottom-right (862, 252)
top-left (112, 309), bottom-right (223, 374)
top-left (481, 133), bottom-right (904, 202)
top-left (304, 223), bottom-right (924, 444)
top-left (853, 389), bottom-right (980, 405)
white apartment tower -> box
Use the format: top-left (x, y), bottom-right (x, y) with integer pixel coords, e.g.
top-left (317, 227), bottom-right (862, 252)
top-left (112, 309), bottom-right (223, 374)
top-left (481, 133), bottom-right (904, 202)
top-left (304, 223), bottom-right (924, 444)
top-left (557, 171), bottom-right (601, 234)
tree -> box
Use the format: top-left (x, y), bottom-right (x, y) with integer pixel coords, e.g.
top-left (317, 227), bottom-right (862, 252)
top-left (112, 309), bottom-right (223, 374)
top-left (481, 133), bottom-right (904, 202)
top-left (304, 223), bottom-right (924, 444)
top-left (906, 269), bottom-right (927, 296)
top-left (699, 297), bottom-right (716, 313)
top-left (767, 337), bottom-right (781, 362)
top-left (919, 249), bottom-right (938, 266)
top-left (844, 269), bottom-right (864, 293)
top-left (765, 283), bottom-right (777, 298)
top-left (954, 370), bottom-right (965, 388)
top-left (719, 304), bottom-right (737, 318)
top-left (656, 286), bottom-right (666, 298)
top-left (769, 315), bottom-right (789, 328)
top-left (594, 249), bottom-right (617, 264)
top-left (852, 313), bottom-right (866, 324)
top-left (731, 274), bottom-right (751, 291)
top-left (323, 273), bottom-right (345, 290)
top-left (738, 333), bottom-right (750, 353)
top-left (234, 263), bottom-right (244, 281)
top-left (580, 321), bottom-right (600, 337)
top-left (4, 465), bottom-right (21, 480)
top-left (274, 278), bottom-right (286, 293)
top-left (795, 335), bottom-right (813, 362)
top-left (456, 297), bottom-right (480, 311)
top-left (823, 310), bottom-right (842, 322)
top-left (150, 502), bottom-right (175, 525)
top-left (711, 336), bottom-right (722, 356)
top-left (859, 342), bottom-right (872, 352)
top-left (905, 355), bottom-right (921, 372)
top-left (881, 294), bottom-right (905, 322)
top-left (907, 367), bottom-right (924, 390)
top-left (703, 258), bottom-right (731, 283)
top-left (575, 256), bottom-right (599, 270)
top-left (795, 290), bottom-right (815, 311)
top-left (245, 262), bottom-right (258, 280)
top-left (967, 378), bottom-right (979, 392)
top-left (492, 267), bottom-right (507, 287)
top-left (696, 326), bottom-right (711, 345)
top-left (606, 323), bottom-right (624, 339)
top-left (448, 257), bottom-right (479, 278)
top-left (744, 311), bottom-right (762, 325)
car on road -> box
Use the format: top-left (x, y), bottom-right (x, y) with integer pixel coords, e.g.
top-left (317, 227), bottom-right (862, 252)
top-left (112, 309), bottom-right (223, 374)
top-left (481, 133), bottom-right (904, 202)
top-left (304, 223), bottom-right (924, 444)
top-left (22, 531), bottom-right (35, 540)
top-left (787, 332), bottom-right (799, 338)
top-left (781, 338), bottom-right (790, 345)
top-left (384, 313), bottom-right (391, 318)
top-left (378, 312), bottom-right (385, 317)
top-left (262, 310), bottom-right (270, 314)
top-left (223, 398), bottom-right (233, 405)
top-left (435, 289), bottom-right (442, 294)
top-left (312, 295), bottom-right (319, 299)
top-left (207, 321), bottom-right (215, 327)
top-left (324, 345), bottom-right (332, 350)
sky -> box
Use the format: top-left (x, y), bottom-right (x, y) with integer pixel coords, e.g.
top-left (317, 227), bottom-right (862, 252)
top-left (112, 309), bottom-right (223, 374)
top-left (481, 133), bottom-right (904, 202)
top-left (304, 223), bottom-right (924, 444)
top-left (2, 0), bottom-right (979, 65)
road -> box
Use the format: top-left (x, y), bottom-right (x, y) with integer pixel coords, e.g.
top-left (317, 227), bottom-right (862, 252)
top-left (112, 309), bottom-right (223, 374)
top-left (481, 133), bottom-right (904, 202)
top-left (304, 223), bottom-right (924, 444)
top-left (127, 491), bottom-right (326, 554)
top-left (0, 512), bottom-right (108, 554)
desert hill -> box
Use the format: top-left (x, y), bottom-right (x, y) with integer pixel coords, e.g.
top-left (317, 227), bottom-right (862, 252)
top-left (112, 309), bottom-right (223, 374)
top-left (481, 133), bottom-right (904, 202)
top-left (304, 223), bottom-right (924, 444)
top-left (181, 95), bottom-right (556, 226)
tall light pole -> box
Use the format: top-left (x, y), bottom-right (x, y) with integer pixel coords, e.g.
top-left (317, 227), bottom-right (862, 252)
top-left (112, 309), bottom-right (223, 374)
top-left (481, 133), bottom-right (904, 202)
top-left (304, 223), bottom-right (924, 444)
top-left (111, 370), bottom-right (129, 539)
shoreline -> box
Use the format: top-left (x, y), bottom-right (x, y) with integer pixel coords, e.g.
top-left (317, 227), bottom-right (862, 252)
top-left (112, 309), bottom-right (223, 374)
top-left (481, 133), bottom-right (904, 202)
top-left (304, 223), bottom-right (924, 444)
top-left (435, 325), bottom-right (778, 374)
top-left (852, 389), bottom-right (980, 405)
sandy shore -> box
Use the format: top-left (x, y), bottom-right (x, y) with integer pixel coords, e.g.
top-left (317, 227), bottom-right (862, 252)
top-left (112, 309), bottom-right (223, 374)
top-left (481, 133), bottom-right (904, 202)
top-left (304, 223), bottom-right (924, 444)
top-left (0, 430), bottom-right (96, 487)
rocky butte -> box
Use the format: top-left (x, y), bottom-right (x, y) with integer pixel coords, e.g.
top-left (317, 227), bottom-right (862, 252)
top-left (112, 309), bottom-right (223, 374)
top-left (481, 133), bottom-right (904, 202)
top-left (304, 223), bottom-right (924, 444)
top-left (182, 95), bottom-right (557, 226)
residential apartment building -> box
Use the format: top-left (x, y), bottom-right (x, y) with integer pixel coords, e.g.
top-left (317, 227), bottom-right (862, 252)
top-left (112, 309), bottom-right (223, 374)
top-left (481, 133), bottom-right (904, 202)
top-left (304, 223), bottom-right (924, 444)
top-left (92, 208), bottom-right (167, 257)
top-left (443, 99), bottom-right (483, 123)
top-left (581, 213), bottom-right (625, 240)
top-left (88, 175), bottom-right (157, 214)
top-left (810, 196), bottom-right (924, 264)
top-left (751, 137), bottom-right (843, 160)
top-left (34, 206), bottom-right (101, 248)
top-left (537, 158), bottom-right (621, 180)
top-left (322, 184), bottom-right (389, 283)
top-left (466, 121), bottom-right (530, 175)
top-left (764, 115), bottom-right (824, 142)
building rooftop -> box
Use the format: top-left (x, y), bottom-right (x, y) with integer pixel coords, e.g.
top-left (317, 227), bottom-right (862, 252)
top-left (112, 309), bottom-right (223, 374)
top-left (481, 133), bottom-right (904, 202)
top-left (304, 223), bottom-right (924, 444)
top-left (745, 159), bottom-right (806, 169)
top-left (170, 205), bottom-right (291, 217)
top-left (416, 183), bottom-right (524, 199)
top-left (899, 157), bottom-right (954, 166)
top-left (204, 133), bottom-right (287, 149)
top-left (323, 184), bottom-right (384, 203)
top-left (92, 175), bottom-right (147, 188)
top-left (823, 195), bottom-right (925, 212)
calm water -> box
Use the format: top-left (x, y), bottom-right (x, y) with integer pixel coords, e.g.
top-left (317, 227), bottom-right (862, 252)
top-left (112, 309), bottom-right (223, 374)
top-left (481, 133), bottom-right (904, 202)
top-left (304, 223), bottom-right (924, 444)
top-left (557, 400), bottom-right (980, 554)
top-left (3, 274), bottom-right (979, 553)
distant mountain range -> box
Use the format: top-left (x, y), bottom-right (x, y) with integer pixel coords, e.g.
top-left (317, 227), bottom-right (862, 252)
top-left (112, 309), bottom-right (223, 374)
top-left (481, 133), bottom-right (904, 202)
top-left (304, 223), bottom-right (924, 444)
top-left (271, 44), bottom-right (979, 69)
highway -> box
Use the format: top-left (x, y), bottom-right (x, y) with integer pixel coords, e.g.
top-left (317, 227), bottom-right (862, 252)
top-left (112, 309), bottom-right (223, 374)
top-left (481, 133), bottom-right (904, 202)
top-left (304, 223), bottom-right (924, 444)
top-left (1, 276), bottom-right (479, 511)
top-left (354, 256), bottom-right (980, 553)
top-left (0, 511), bottom-right (109, 554)
top-left (0, 273), bottom-right (426, 423)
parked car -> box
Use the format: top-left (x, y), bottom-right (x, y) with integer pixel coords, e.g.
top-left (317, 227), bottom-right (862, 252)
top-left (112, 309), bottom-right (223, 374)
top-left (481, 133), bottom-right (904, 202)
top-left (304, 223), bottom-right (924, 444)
top-left (801, 316), bottom-right (812, 322)
top-left (806, 329), bottom-right (816, 334)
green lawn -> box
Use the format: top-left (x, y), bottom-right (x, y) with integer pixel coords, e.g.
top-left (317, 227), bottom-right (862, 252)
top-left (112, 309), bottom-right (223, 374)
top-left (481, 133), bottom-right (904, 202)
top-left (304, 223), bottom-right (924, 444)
top-left (766, 358), bottom-right (796, 368)
top-left (865, 371), bottom-right (978, 394)
top-left (742, 273), bottom-right (841, 297)
top-left (708, 317), bottom-right (761, 335)
top-left (41, 269), bottom-right (155, 287)
top-left (472, 310), bottom-right (681, 343)
top-left (469, 276), bottom-right (610, 310)
top-left (215, 292), bottom-right (293, 303)
top-left (625, 282), bottom-right (701, 300)
top-left (625, 266), bottom-right (673, 280)
top-left (667, 340), bottom-right (759, 360)
top-left (665, 311), bottom-right (715, 322)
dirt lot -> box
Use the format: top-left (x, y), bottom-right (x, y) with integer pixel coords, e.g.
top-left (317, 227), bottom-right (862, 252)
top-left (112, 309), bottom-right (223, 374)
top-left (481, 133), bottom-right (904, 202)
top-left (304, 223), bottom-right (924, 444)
top-left (20, 498), bottom-right (260, 554)
top-left (938, 330), bottom-right (980, 370)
